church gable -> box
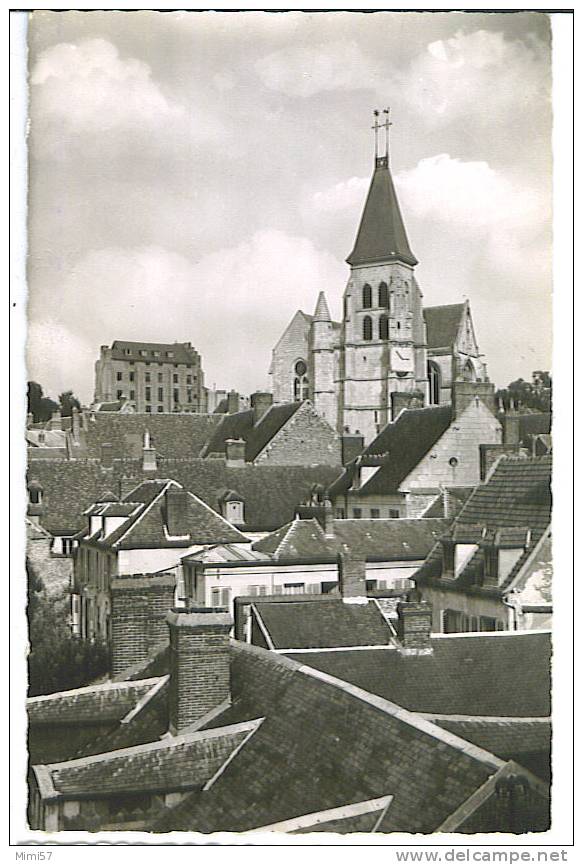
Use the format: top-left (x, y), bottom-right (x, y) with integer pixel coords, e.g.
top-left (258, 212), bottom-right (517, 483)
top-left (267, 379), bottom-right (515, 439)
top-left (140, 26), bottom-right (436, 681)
top-left (253, 400), bottom-right (342, 467)
top-left (270, 311), bottom-right (312, 404)
top-left (455, 302), bottom-right (480, 357)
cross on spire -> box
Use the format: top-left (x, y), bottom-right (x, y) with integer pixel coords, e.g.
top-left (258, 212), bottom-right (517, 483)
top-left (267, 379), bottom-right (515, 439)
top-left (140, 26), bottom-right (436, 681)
top-left (372, 108), bottom-right (393, 164)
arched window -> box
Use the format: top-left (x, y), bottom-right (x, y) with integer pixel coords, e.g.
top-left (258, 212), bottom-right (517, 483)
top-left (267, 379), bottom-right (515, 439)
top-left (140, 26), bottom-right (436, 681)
top-left (463, 359), bottom-right (476, 382)
top-left (362, 284), bottom-right (372, 309)
top-left (428, 361), bottom-right (441, 405)
top-left (379, 314), bottom-right (389, 340)
top-left (378, 282), bottom-right (388, 308)
top-left (293, 359), bottom-right (309, 401)
top-left (363, 316), bottom-right (373, 341)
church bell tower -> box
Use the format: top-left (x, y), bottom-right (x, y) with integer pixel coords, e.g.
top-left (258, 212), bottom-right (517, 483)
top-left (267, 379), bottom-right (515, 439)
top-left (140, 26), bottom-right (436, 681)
top-left (339, 110), bottom-right (427, 443)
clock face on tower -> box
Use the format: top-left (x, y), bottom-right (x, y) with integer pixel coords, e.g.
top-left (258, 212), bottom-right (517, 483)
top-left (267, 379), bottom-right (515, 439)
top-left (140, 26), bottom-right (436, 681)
top-left (391, 346), bottom-right (412, 372)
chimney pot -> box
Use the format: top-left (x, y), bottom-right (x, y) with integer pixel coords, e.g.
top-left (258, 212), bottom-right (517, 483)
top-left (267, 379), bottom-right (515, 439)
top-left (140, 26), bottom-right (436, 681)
top-left (166, 609), bottom-right (232, 733)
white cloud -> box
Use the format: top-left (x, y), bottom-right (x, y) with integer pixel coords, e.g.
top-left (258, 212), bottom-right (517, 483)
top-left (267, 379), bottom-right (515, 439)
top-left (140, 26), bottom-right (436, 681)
top-left (312, 176), bottom-right (369, 214)
top-left (30, 38), bottom-right (219, 159)
top-left (407, 29), bottom-right (550, 120)
top-left (27, 231), bottom-right (345, 401)
top-left (255, 40), bottom-right (376, 97)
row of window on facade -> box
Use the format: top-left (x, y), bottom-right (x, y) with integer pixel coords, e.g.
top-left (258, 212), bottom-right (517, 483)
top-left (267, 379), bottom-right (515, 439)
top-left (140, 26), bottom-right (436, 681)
top-left (116, 371), bottom-right (197, 384)
top-left (359, 281), bottom-right (409, 310)
top-left (209, 577), bottom-right (413, 607)
top-left (442, 609), bottom-right (505, 633)
top-left (123, 348), bottom-right (177, 359)
top-left (116, 387), bottom-right (197, 403)
top-left (335, 506), bottom-right (401, 519)
top-left (361, 314), bottom-right (404, 341)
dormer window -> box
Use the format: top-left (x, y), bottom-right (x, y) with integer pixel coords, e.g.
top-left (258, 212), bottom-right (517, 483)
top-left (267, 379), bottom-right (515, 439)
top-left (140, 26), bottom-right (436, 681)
top-left (226, 500), bottom-right (244, 524)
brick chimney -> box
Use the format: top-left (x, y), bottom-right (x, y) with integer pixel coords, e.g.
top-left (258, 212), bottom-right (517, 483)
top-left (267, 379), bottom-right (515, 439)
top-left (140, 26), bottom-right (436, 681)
top-left (337, 552), bottom-right (367, 603)
top-left (225, 438), bottom-right (246, 467)
top-left (452, 381), bottom-right (496, 419)
top-left (166, 609), bottom-right (232, 733)
top-left (165, 487), bottom-right (190, 537)
top-left (110, 574), bottom-right (176, 676)
top-left (49, 410), bottom-right (62, 431)
top-left (396, 598), bottom-right (433, 654)
top-left (341, 431), bottom-right (365, 465)
top-left (391, 390), bottom-right (424, 421)
top-left (227, 391), bottom-right (240, 414)
top-left (251, 391), bottom-right (273, 425)
top-left (101, 442), bottom-right (113, 467)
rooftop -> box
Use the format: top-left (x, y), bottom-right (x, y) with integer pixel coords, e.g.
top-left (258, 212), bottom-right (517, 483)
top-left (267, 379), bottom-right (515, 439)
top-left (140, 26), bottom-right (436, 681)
top-left (423, 304), bottom-right (466, 350)
top-left (201, 402), bottom-right (302, 461)
top-left (329, 405), bottom-right (454, 497)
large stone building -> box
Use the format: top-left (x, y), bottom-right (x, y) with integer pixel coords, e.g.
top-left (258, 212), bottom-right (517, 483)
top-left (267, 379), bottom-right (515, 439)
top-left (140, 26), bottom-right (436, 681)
top-left (94, 340), bottom-right (206, 414)
top-left (270, 133), bottom-right (488, 443)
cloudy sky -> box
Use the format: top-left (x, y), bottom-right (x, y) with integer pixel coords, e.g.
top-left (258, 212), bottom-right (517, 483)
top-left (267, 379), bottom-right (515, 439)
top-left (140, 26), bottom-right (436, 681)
top-left (25, 10), bottom-right (553, 404)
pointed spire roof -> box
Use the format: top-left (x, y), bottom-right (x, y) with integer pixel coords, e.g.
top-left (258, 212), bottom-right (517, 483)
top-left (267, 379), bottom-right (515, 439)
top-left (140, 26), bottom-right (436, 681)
top-left (347, 156), bottom-right (417, 268)
top-left (313, 291), bottom-right (331, 322)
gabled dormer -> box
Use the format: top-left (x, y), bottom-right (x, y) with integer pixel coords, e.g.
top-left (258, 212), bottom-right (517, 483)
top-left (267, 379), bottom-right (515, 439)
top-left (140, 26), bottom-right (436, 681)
top-left (218, 489), bottom-right (245, 527)
top-left (480, 527), bottom-right (532, 587)
top-left (440, 525), bottom-right (484, 580)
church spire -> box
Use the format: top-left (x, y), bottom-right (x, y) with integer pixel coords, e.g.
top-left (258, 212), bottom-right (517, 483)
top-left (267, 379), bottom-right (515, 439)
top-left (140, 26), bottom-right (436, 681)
top-left (313, 291), bottom-right (331, 322)
top-left (346, 111), bottom-right (417, 268)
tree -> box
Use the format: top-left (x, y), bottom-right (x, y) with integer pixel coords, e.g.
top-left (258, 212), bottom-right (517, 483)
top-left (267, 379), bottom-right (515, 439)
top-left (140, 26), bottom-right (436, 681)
top-left (495, 373), bottom-right (552, 414)
top-left (27, 381), bottom-right (59, 423)
top-left (27, 585), bottom-right (109, 697)
top-left (58, 390), bottom-right (81, 417)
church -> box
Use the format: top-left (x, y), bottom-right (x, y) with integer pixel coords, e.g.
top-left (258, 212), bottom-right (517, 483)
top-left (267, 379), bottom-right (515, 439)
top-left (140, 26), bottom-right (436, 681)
top-left (269, 121), bottom-right (489, 444)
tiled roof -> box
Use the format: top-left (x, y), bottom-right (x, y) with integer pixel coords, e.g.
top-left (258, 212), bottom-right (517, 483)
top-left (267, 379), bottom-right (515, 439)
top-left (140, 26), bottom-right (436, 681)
top-left (41, 720), bottom-right (261, 798)
top-left (329, 405), bottom-right (453, 497)
top-left (253, 517), bottom-right (449, 562)
top-left (254, 598), bottom-right (393, 649)
top-left (290, 630), bottom-right (551, 718)
top-left (110, 340), bottom-right (200, 365)
top-left (424, 304), bottom-right (465, 349)
top-left (201, 403), bottom-right (301, 461)
top-left (346, 159), bottom-right (417, 267)
top-left (27, 679), bottom-right (160, 726)
top-left (26, 429), bottom-right (68, 448)
top-left (27, 459), bottom-right (341, 534)
top-left (154, 641), bottom-right (511, 833)
top-left (415, 456), bottom-right (552, 591)
top-left (81, 412), bottom-right (221, 460)
top-left (94, 480), bottom-right (248, 549)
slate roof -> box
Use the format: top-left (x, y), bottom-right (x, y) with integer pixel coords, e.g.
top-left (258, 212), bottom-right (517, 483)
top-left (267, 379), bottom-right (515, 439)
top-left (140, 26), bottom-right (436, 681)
top-left (110, 340), bottom-right (200, 365)
top-left (86, 479), bottom-right (248, 550)
top-left (329, 405), bottom-right (453, 497)
top-left (201, 402), bottom-right (302, 461)
top-left (254, 598), bottom-right (394, 650)
top-left (27, 459), bottom-right (341, 534)
top-left (81, 411), bottom-right (221, 460)
top-left (288, 630), bottom-right (551, 718)
top-left (152, 640), bottom-right (522, 834)
top-left (30, 638), bottom-right (549, 832)
top-left (27, 679), bottom-right (160, 727)
top-left (415, 456), bottom-right (552, 592)
top-left (253, 517), bottom-right (449, 562)
top-left (346, 158), bottom-right (417, 267)
top-left (432, 718), bottom-right (551, 762)
top-left (38, 720), bottom-right (261, 799)
top-left (423, 304), bottom-right (465, 349)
